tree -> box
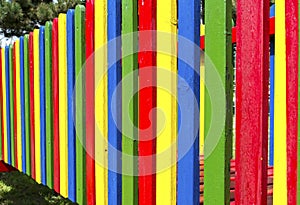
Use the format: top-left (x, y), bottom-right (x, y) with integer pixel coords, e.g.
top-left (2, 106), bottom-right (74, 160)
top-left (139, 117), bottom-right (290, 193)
top-left (0, 0), bottom-right (84, 38)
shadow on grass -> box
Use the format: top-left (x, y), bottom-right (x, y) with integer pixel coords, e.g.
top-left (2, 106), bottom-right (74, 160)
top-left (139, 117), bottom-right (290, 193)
top-left (0, 171), bottom-right (77, 205)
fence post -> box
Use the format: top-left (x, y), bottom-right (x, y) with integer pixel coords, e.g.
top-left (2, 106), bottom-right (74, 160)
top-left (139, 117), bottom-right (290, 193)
top-left (58, 13), bottom-right (68, 198)
top-left (138, 0), bottom-right (157, 203)
top-left (274, 0), bottom-right (298, 204)
top-left (15, 40), bottom-right (22, 172)
top-left (156, 0), bottom-right (177, 204)
top-left (23, 35), bottom-right (31, 176)
top-left (0, 48), bottom-right (3, 162)
top-left (10, 44), bottom-right (15, 168)
top-left (33, 29), bottom-right (41, 184)
top-left (204, 0), bottom-right (233, 204)
top-left (235, 0), bottom-right (269, 204)
top-left (52, 18), bottom-right (60, 193)
top-left (20, 37), bottom-right (26, 173)
top-left (177, 0), bottom-right (200, 204)
top-left (67, 9), bottom-right (76, 202)
top-left (107, 0), bottom-right (122, 204)
top-left (39, 26), bottom-right (46, 185)
top-left (85, 0), bottom-right (96, 204)
top-left (45, 21), bottom-right (54, 189)
top-left (1, 48), bottom-right (7, 164)
top-left (121, 0), bottom-right (138, 204)
top-left (29, 32), bottom-right (36, 180)
top-left (75, 5), bottom-right (87, 205)
top-left (94, 0), bottom-right (108, 204)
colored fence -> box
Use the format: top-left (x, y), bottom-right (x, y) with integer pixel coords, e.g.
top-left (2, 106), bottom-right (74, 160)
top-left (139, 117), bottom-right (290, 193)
top-left (0, 1), bottom-right (299, 205)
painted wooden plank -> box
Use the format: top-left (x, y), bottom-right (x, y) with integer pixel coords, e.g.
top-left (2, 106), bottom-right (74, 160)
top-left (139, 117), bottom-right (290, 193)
top-left (58, 13), bottom-right (68, 198)
top-left (138, 0), bottom-right (157, 203)
top-left (235, 0), bottom-right (269, 204)
top-left (2, 48), bottom-right (7, 164)
top-left (15, 39), bottom-right (22, 172)
top-left (269, 4), bottom-right (275, 167)
top-left (0, 48), bottom-right (3, 161)
top-left (156, 0), bottom-right (177, 204)
top-left (273, 0), bottom-right (287, 204)
top-left (24, 34), bottom-right (31, 176)
top-left (5, 46), bottom-right (12, 165)
top-left (94, 0), bottom-right (107, 204)
top-left (85, 0), bottom-right (96, 204)
top-left (29, 32), bottom-right (36, 179)
top-left (45, 21), bottom-right (53, 188)
top-left (298, 2), bottom-right (300, 204)
top-left (52, 18), bottom-right (60, 193)
top-left (285, 0), bottom-right (298, 204)
top-left (33, 29), bottom-right (41, 184)
top-left (200, 62), bottom-right (205, 156)
top-left (39, 26), bottom-right (47, 185)
top-left (75, 5), bottom-right (87, 205)
top-left (20, 37), bottom-right (27, 173)
top-left (177, 0), bottom-right (200, 204)
top-left (204, 0), bottom-right (233, 204)
top-left (107, 0), bottom-right (122, 204)
top-left (10, 45), bottom-right (15, 167)
top-left (121, 0), bottom-right (138, 204)
top-left (67, 9), bottom-right (76, 202)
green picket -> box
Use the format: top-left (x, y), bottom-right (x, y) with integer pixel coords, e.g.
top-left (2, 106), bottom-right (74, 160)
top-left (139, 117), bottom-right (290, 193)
top-left (122, 0), bottom-right (138, 204)
top-left (45, 21), bottom-right (54, 188)
top-left (9, 45), bottom-right (15, 167)
top-left (204, 0), bottom-right (233, 204)
top-left (75, 5), bottom-right (86, 205)
top-left (24, 35), bottom-right (31, 176)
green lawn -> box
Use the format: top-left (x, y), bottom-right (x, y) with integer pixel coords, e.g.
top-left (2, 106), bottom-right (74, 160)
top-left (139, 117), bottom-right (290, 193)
top-left (0, 171), bottom-right (77, 205)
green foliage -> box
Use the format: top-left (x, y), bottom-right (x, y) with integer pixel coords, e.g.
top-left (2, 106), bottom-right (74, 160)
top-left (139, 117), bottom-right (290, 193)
top-left (0, 0), bottom-right (83, 37)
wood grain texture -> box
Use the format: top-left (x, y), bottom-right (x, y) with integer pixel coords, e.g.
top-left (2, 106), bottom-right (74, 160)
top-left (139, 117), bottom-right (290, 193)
top-left (235, 0), bottom-right (269, 204)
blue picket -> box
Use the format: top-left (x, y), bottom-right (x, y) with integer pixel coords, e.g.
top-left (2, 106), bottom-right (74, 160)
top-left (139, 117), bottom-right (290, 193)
top-left (67, 9), bottom-right (76, 202)
top-left (108, 0), bottom-right (122, 204)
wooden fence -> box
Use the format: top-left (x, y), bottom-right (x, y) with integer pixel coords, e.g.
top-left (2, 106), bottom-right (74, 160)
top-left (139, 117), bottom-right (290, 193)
top-left (0, 0), bottom-right (299, 205)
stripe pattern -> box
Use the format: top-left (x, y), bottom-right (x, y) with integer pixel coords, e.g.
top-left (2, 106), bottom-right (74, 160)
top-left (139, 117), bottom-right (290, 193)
top-left (0, 2), bottom-right (298, 205)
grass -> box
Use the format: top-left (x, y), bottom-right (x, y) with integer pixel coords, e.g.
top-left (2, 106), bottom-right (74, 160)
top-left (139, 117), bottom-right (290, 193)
top-left (0, 171), bottom-right (77, 205)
